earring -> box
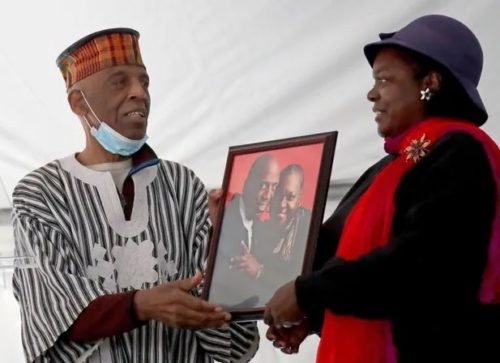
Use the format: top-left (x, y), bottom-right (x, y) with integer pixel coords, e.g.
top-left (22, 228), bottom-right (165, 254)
top-left (420, 87), bottom-right (433, 101)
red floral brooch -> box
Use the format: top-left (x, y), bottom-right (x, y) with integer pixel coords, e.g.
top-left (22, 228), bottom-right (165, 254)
top-left (404, 133), bottom-right (431, 163)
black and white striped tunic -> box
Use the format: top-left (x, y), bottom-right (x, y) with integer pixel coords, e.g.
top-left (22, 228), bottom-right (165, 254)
top-left (12, 155), bottom-right (259, 363)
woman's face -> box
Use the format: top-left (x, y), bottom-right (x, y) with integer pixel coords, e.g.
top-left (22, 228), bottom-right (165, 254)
top-left (367, 47), bottom-right (427, 138)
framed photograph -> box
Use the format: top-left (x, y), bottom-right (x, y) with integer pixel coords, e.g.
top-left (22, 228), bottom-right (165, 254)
top-left (202, 131), bottom-right (338, 321)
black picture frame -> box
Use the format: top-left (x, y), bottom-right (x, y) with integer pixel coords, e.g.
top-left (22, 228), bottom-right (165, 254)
top-left (202, 131), bottom-right (337, 321)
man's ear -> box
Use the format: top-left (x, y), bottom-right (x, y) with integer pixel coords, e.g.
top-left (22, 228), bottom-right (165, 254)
top-left (67, 89), bottom-right (87, 116)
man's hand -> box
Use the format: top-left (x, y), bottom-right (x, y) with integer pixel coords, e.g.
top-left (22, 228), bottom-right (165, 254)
top-left (263, 280), bottom-right (304, 328)
top-left (230, 241), bottom-right (263, 278)
top-left (266, 320), bottom-right (310, 354)
top-left (133, 272), bottom-right (231, 329)
top-left (208, 188), bottom-right (223, 226)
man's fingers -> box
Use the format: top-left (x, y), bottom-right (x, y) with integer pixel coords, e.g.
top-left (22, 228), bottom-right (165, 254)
top-left (161, 306), bottom-right (230, 329)
top-left (171, 272), bottom-right (203, 292)
top-left (175, 290), bottom-right (226, 313)
top-left (140, 280), bottom-right (232, 330)
top-left (190, 271), bottom-right (203, 287)
top-left (180, 309), bottom-right (230, 327)
top-left (208, 189), bottom-right (224, 226)
top-left (172, 294), bottom-right (231, 320)
top-left (163, 283), bottom-right (226, 315)
top-left (238, 260), bottom-right (249, 268)
top-left (230, 256), bottom-right (245, 271)
top-left (208, 188), bottom-right (223, 200)
top-left (240, 240), bottom-right (250, 254)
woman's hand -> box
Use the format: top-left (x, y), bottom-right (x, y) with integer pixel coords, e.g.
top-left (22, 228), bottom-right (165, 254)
top-left (263, 280), bottom-right (304, 328)
top-left (266, 319), bottom-right (311, 354)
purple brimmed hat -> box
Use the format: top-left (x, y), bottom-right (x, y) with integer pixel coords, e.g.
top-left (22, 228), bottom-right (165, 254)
top-left (364, 14), bottom-right (488, 125)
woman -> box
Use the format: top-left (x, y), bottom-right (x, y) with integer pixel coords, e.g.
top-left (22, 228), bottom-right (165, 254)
top-left (254, 164), bottom-right (312, 303)
top-left (263, 14), bottom-right (500, 362)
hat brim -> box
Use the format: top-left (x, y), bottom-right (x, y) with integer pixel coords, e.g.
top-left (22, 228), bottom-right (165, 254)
top-left (363, 34), bottom-right (488, 125)
top-left (363, 32), bottom-right (397, 66)
top-left (460, 78), bottom-right (488, 125)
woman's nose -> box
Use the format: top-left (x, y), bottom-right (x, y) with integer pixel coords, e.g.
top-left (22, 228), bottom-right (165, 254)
top-left (367, 85), bottom-right (378, 102)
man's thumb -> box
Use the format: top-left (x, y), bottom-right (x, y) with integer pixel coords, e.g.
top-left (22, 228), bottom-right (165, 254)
top-left (176, 271), bottom-right (203, 291)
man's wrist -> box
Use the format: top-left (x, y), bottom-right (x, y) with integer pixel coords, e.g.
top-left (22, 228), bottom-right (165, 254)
top-left (133, 289), bottom-right (148, 321)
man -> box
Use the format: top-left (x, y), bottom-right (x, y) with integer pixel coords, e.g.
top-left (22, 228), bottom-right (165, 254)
top-left (12, 28), bottom-right (258, 362)
top-left (208, 154), bottom-right (280, 308)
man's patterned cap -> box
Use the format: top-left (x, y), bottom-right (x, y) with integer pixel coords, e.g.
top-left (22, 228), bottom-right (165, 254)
top-left (56, 28), bottom-right (145, 88)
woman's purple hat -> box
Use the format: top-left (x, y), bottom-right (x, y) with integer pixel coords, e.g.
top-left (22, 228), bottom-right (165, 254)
top-left (364, 14), bottom-right (488, 125)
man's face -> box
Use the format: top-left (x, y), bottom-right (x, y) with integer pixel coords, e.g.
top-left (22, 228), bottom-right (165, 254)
top-left (272, 172), bottom-right (303, 224)
top-left (243, 159), bottom-right (280, 218)
top-left (79, 65), bottom-right (150, 140)
top-left (256, 164), bottom-right (280, 214)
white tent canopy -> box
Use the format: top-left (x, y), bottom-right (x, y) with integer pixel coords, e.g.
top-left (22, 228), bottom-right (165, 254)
top-left (1, 1), bottom-right (499, 362)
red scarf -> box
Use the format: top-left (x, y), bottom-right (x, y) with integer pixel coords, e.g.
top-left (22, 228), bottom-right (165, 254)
top-left (316, 117), bottom-right (500, 363)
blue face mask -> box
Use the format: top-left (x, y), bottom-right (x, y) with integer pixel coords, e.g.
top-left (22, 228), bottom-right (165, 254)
top-left (80, 91), bottom-right (148, 156)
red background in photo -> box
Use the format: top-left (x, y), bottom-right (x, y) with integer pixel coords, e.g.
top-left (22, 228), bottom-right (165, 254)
top-left (225, 142), bottom-right (325, 210)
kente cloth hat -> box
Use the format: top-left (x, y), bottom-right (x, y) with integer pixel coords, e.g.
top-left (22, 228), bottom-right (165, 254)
top-left (56, 28), bottom-right (145, 88)
top-left (364, 14), bottom-right (488, 125)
